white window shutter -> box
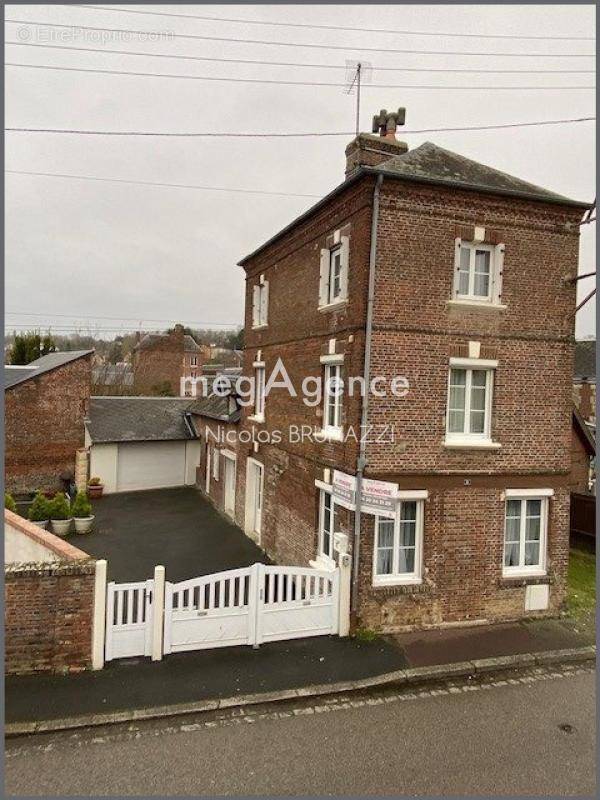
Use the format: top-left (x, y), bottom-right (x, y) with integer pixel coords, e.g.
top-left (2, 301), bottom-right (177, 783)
top-left (319, 248), bottom-right (330, 307)
top-left (494, 243), bottom-right (505, 303)
top-left (260, 280), bottom-right (269, 325)
top-left (340, 236), bottom-right (350, 300)
top-left (452, 237), bottom-right (462, 297)
top-left (252, 284), bottom-right (260, 327)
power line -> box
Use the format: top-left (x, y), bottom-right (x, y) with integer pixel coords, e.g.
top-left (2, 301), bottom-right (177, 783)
top-left (5, 169), bottom-right (323, 198)
top-left (66, 4), bottom-right (596, 42)
top-left (6, 18), bottom-right (595, 57)
top-left (6, 63), bottom-right (595, 90)
top-left (5, 311), bottom-right (241, 327)
top-left (6, 116), bottom-right (596, 138)
top-left (7, 40), bottom-right (595, 74)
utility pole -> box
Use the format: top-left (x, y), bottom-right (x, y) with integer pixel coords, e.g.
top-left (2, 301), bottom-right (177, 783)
top-left (355, 61), bottom-right (362, 137)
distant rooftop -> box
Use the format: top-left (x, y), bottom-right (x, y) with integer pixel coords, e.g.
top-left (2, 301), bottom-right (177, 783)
top-left (575, 340), bottom-right (596, 381)
top-left (86, 397), bottom-right (198, 443)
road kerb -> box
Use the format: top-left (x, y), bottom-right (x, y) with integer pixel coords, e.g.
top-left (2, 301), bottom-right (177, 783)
top-left (5, 645), bottom-right (594, 738)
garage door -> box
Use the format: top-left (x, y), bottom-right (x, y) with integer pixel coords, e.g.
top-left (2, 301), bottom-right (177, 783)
top-left (117, 442), bottom-right (186, 492)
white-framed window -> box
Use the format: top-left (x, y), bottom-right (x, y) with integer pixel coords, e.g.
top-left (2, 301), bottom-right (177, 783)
top-left (373, 499), bottom-right (424, 586)
top-left (323, 363), bottom-right (343, 438)
top-left (253, 364), bottom-right (265, 421)
top-left (503, 491), bottom-right (550, 577)
top-left (252, 278), bottom-right (269, 328)
top-left (318, 488), bottom-right (338, 562)
top-left (452, 238), bottom-right (505, 305)
top-left (319, 235), bottom-right (349, 308)
top-left (190, 356), bottom-right (198, 366)
top-left (212, 447), bottom-right (220, 480)
top-left (446, 365), bottom-right (494, 443)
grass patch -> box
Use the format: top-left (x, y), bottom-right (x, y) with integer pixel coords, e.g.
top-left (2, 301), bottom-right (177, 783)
top-left (567, 549), bottom-right (596, 620)
top-left (353, 626), bottom-right (378, 643)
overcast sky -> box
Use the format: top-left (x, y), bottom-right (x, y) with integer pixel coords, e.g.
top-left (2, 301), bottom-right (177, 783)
top-left (5, 3), bottom-right (596, 340)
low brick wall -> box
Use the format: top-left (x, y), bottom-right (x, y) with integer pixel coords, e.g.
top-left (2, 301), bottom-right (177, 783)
top-left (4, 510), bottom-right (96, 675)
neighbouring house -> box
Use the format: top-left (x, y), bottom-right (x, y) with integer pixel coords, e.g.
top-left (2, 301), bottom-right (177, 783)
top-left (4, 350), bottom-right (93, 495)
top-left (573, 339), bottom-right (595, 423)
top-left (91, 362), bottom-right (134, 395)
top-left (85, 396), bottom-right (202, 493)
top-left (132, 324), bottom-right (211, 396)
top-left (571, 406), bottom-right (596, 495)
top-left (196, 109), bottom-right (591, 632)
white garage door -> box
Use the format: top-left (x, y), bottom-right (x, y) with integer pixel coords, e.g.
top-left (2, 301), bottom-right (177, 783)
top-left (117, 441), bottom-right (186, 492)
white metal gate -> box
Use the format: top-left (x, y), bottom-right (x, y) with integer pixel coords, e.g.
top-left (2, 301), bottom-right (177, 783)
top-left (105, 579), bottom-right (154, 661)
top-left (163, 563), bottom-right (339, 654)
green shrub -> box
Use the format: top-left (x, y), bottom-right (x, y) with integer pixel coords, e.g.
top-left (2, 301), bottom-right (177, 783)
top-left (48, 492), bottom-right (71, 521)
top-left (4, 493), bottom-right (17, 513)
top-left (71, 491), bottom-right (92, 518)
top-left (28, 491), bottom-right (50, 522)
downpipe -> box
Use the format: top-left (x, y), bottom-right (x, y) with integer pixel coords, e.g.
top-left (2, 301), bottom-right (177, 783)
top-left (351, 173), bottom-right (384, 623)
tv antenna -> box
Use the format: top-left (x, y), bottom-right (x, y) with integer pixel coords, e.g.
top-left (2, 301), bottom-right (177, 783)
top-left (345, 61), bottom-right (372, 137)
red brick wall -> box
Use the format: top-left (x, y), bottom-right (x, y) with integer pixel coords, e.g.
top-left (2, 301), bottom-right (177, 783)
top-left (4, 354), bottom-right (92, 494)
top-left (133, 328), bottom-right (185, 395)
top-left (5, 561), bottom-right (95, 674)
top-left (570, 427), bottom-right (592, 493)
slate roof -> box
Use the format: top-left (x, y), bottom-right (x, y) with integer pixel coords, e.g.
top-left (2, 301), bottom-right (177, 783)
top-left (86, 397), bottom-right (198, 443)
top-left (573, 405), bottom-right (596, 455)
top-left (92, 364), bottom-right (134, 386)
top-left (134, 332), bottom-right (204, 352)
top-left (186, 393), bottom-right (241, 423)
top-left (184, 334), bottom-right (203, 353)
top-left (574, 340), bottom-right (596, 381)
top-left (239, 141), bottom-right (590, 266)
top-left (4, 350), bottom-right (94, 390)
top-left (370, 142), bottom-right (587, 206)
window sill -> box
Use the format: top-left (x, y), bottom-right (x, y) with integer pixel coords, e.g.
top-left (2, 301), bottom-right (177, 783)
top-left (247, 414), bottom-right (265, 424)
top-left (251, 324), bottom-right (268, 331)
top-left (309, 555), bottom-right (337, 572)
top-left (318, 299), bottom-right (348, 314)
top-left (447, 299), bottom-right (507, 312)
top-left (373, 576), bottom-right (423, 588)
top-left (502, 569), bottom-right (547, 581)
top-left (443, 438), bottom-right (501, 450)
top-left (317, 427), bottom-right (344, 442)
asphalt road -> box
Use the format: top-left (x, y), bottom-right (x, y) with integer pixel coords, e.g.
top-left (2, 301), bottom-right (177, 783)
top-left (5, 667), bottom-right (595, 796)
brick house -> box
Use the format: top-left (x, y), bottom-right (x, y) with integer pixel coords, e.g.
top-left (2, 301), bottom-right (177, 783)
top-left (573, 339), bottom-right (596, 423)
top-left (4, 350), bottom-right (93, 494)
top-left (132, 324), bottom-right (210, 396)
top-left (197, 113), bottom-right (590, 632)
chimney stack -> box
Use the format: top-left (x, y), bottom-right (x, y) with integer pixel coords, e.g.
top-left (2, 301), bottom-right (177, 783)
top-left (345, 107), bottom-right (408, 178)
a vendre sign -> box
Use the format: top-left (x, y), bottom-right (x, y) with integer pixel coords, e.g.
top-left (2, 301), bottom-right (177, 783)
top-left (332, 470), bottom-right (397, 518)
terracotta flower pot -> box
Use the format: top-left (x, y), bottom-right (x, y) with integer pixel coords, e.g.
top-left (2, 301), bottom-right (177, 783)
top-left (87, 484), bottom-right (104, 499)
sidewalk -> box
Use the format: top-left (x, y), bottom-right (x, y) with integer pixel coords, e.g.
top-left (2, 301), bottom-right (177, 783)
top-left (6, 618), bottom-right (594, 731)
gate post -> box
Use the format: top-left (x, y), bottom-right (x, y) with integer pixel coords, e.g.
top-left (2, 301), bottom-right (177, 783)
top-left (91, 559), bottom-right (107, 670)
top-left (337, 552), bottom-right (352, 637)
top-left (152, 565), bottom-right (166, 661)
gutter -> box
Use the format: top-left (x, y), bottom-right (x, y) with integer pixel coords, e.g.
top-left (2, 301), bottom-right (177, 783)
top-left (352, 173), bottom-right (384, 616)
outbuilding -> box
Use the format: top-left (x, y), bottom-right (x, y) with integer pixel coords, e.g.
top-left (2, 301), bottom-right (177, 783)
top-left (85, 397), bottom-right (201, 493)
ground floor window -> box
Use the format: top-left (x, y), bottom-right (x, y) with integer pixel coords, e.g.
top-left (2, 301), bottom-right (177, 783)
top-left (373, 500), bottom-right (424, 586)
top-left (318, 488), bottom-right (337, 562)
top-left (503, 493), bottom-right (549, 576)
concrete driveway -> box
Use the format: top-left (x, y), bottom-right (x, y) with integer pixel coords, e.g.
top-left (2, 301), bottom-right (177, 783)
top-left (78, 487), bottom-right (268, 582)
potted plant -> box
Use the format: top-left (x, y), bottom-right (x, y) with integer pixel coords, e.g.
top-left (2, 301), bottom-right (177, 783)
top-left (28, 491), bottom-right (50, 528)
top-left (49, 492), bottom-right (72, 537)
top-left (71, 490), bottom-right (95, 534)
top-left (5, 493), bottom-right (17, 513)
top-left (87, 477), bottom-right (104, 499)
